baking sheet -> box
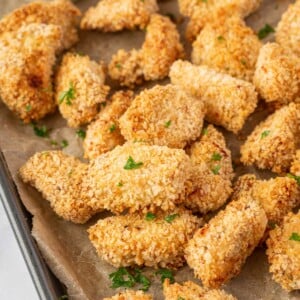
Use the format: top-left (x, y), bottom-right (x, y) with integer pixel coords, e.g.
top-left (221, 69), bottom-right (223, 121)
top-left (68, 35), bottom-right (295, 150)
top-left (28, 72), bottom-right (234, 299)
top-left (0, 0), bottom-right (300, 299)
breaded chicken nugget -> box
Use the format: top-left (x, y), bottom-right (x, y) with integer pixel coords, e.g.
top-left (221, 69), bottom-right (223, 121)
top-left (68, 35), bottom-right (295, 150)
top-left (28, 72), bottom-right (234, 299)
top-left (119, 85), bottom-right (205, 148)
top-left (185, 196), bottom-right (267, 288)
top-left (19, 151), bottom-right (97, 224)
top-left (266, 212), bottom-right (300, 291)
top-left (88, 208), bottom-right (201, 268)
top-left (163, 279), bottom-right (237, 300)
top-left (170, 60), bottom-right (258, 133)
top-left (192, 14), bottom-right (261, 81)
top-left (104, 290), bottom-right (153, 300)
top-left (253, 43), bottom-right (300, 107)
top-left (0, 0), bottom-right (81, 51)
top-left (290, 150), bottom-right (300, 176)
top-left (109, 14), bottom-right (184, 87)
top-left (0, 23), bottom-right (62, 123)
top-left (83, 142), bottom-right (193, 214)
top-left (83, 90), bottom-right (134, 160)
top-left (240, 103), bottom-right (300, 173)
top-left (81, 0), bottom-right (158, 32)
top-left (55, 52), bottom-right (110, 128)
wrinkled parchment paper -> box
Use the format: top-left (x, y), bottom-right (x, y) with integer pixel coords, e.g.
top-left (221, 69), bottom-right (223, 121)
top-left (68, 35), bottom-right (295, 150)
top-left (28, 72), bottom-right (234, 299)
top-left (1, 0), bottom-right (300, 299)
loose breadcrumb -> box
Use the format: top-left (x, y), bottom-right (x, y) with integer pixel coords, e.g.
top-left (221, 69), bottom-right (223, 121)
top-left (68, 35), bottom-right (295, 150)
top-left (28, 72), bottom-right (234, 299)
top-left (88, 208), bottom-right (201, 268)
top-left (119, 85), bottom-right (205, 148)
top-left (83, 142), bottom-right (193, 214)
top-left (83, 90), bottom-right (133, 160)
top-left (55, 52), bottom-right (110, 128)
top-left (104, 290), bottom-right (153, 300)
top-left (290, 150), bottom-right (300, 176)
top-left (19, 151), bottom-right (97, 224)
top-left (240, 103), bottom-right (300, 173)
top-left (266, 212), bottom-right (300, 291)
top-left (109, 14), bottom-right (184, 87)
top-left (80, 0), bottom-right (158, 32)
top-left (0, 23), bottom-right (61, 123)
top-left (185, 196), bottom-right (267, 288)
top-left (170, 60), bottom-right (258, 134)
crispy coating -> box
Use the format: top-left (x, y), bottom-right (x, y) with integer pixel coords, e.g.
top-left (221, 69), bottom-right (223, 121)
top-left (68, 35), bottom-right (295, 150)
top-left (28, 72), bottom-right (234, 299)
top-left (104, 290), bottom-right (153, 300)
top-left (192, 14), bottom-right (261, 81)
top-left (83, 142), bottom-right (193, 214)
top-left (83, 90), bottom-right (134, 160)
top-left (119, 85), bottom-right (205, 148)
top-left (0, 23), bottom-right (61, 123)
top-left (88, 208), bottom-right (201, 268)
top-left (163, 279), bottom-right (237, 300)
top-left (0, 0), bottom-right (81, 51)
top-left (109, 14), bottom-right (184, 87)
top-left (266, 212), bottom-right (300, 291)
top-left (253, 43), bottom-right (300, 107)
top-left (170, 60), bottom-right (258, 133)
top-left (19, 151), bottom-right (97, 224)
top-left (80, 0), bottom-right (158, 31)
top-left (240, 103), bottom-right (300, 173)
top-left (291, 150), bottom-right (300, 176)
top-left (55, 52), bottom-right (110, 128)
top-left (185, 196), bottom-right (267, 288)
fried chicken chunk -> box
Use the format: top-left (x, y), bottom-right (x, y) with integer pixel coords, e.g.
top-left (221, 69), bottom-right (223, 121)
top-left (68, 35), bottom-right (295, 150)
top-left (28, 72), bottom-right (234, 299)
top-left (88, 208), bottom-right (201, 268)
top-left (0, 0), bottom-right (81, 51)
top-left (267, 212), bottom-right (300, 291)
top-left (119, 85), bottom-right (205, 148)
top-left (109, 14), bottom-right (184, 87)
top-left (0, 23), bottom-right (62, 123)
top-left (185, 196), bottom-right (267, 288)
top-left (83, 90), bottom-right (134, 160)
top-left (290, 150), bottom-right (300, 176)
top-left (55, 52), bottom-right (110, 128)
top-left (170, 60), bottom-right (258, 133)
top-left (240, 103), bottom-right (300, 173)
top-left (81, 0), bottom-right (158, 32)
top-left (19, 151), bottom-right (97, 224)
top-left (104, 290), bottom-right (153, 300)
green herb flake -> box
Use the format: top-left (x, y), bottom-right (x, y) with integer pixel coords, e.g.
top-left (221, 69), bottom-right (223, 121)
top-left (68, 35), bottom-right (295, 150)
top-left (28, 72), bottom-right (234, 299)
top-left (124, 156), bottom-right (143, 170)
top-left (211, 152), bottom-right (222, 161)
top-left (240, 59), bottom-right (247, 66)
top-left (109, 124), bottom-right (116, 133)
top-left (59, 82), bottom-right (75, 105)
top-left (117, 181), bottom-right (123, 187)
top-left (287, 173), bottom-right (300, 185)
top-left (258, 24), bottom-right (275, 40)
top-left (155, 268), bottom-right (175, 284)
top-left (116, 63), bottom-right (122, 70)
top-left (201, 0), bottom-right (208, 3)
top-left (61, 139), bottom-right (69, 148)
top-left (289, 232), bottom-right (300, 242)
top-left (164, 214), bottom-right (179, 223)
top-left (134, 269), bottom-right (151, 291)
top-left (217, 35), bottom-right (225, 41)
top-left (145, 212), bottom-right (156, 221)
top-left (178, 297), bottom-right (185, 300)
top-left (76, 129), bottom-right (86, 139)
top-left (202, 128), bottom-right (208, 135)
top-left (100, 102), bottom-right (107, 108)
top-left (25, 104), bottom-right (32, 112)
top-left (59, 295), bottom-right (68, 300)
top-left (261, 130), bottom-right (270, 139)
top-left (211, 165), bottom-right (221, 175)
top-left (109, 267), bottom-right (135, 289)
top-left (164, 120), bottom-right (172, 128)
top-left (32, 124), bottom-right (49, 138)
top-left (50, 140), bottom-right (58, 146)
top-left (268, 221), bottom-right (277, 230)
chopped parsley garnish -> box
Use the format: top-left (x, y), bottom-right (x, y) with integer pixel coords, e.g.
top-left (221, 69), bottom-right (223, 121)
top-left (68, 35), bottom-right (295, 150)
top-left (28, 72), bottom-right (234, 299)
top-left (133, 269), bottom-right (151, 291)
top-left (211, 152), bottom-right (222, 161)
top-left (211, 165), bottom-right (221, 175)
top-left (116, 63), bottom-right (122, 70)
top-left (178, 297), bottom-right (185, 300)
top-left (164, 120), bottom-right (172, 128)
top-left (201, 0), bottom-right (208, 3)
top-left (164, 214), bottom-right (178, 223)
top-left (155, 268), bottom-right (175, 284)
top-left (61, 139), bottom-right (69, 148)
top-left (261, 130), bottom-right (270, 139)
top-left (59, 296), bottom-right (68, 300)
top-left (289, 232), bottom-right (300, 242)
top-left (117, 181), bottom-right (123, 187)
top-left (50, 140), bottom-right (58, 146)
top-left (240, 59), bottom-right (247, 66)
top-left (287, 173), bottom-right (300, 185)
top-left (268, 221), bottom-right (277, 230)
top-left (145, 212), bottom-right (156, 221)
top-left (76, 129), bottom-right (86, 139)
top-left (100, 102), bottom-right (107, 108)
top-left (25, 104), bottom-right (32, 112)
top-left (202, 127), bottom-right (208, 135)
top-left (59, 82), bottom-right (75, 105)
top-left (109, 124), bottom-right (116, 133)
top-left (32, 123), bottom-right (49, 138)
top-left (124, 156), bottom-right (143, 170)
top-left (109, 267), bottom-right (135, 289)
top-left (258, 24), bottom-right (275, 39)
top-left (217, 35), bottom-right (225, 41)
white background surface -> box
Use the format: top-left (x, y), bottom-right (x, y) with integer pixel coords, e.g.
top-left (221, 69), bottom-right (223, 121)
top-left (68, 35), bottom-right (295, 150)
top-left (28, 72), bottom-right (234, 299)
top-left (0, 200), bottom-right (39, 300)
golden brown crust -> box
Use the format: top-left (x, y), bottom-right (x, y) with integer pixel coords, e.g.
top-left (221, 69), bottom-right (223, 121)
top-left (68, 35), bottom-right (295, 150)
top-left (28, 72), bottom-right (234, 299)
top-left (104, 290), bottom-right (153, 300)
top-left (290, 150), bottom-right (300, 176)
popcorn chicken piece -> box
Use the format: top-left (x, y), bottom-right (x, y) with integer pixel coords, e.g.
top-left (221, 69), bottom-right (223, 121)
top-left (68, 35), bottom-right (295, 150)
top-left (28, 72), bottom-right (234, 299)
top-left (290, 150), bottom-right (300, 176)
top-left (253, 43), bottom-right (300, 107)
top-left (104, 290), bottom-right (153, 300)
top-left (83, 90), bottom-right (134, 160)
top-left (266, 212), bottom-right (300, 291)
top-left (163, 279), bottom-right (237, 300)
top-left (19, 151), bottom-right (97, 224)
top-left (83, 142), bottom-right (193, 214)
top-left (192, 15), bottom-right (261, 81)
top-left (185, 196), bottom-right (267, 288)
top-left (170, 60), bottom-right (258, 133)
top-left (0, 0), bottom-right (81, 51)
top-left (119, 85), bottom-right (205, 148)
top-left (81, 0), bottom-right (158, 32)
top-left (88, 208), bottom-right (201, 268)
top-left (240, 103), bottom-right (300, 173)
top-left (55, 52), bottom-right (110, 128)
top-left (109, 14), bottom-right (184, 87)
top-left (0, 23), bottom-right (62, 123)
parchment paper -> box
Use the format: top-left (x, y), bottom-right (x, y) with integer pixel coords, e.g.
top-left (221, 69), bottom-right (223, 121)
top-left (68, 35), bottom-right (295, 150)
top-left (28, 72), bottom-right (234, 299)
top-left (1, 0), bottom-right (300, 299)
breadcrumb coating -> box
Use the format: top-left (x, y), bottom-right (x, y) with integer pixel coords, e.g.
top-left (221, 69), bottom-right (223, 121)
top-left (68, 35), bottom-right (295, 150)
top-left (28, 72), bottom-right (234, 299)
top-left (163, 279), bottom-right (237, 300)
top-left (192, 14), bottom-right (261, 81)
top-left (83, 90), bottom-right (134, 160)
top-left (55, 52), bottom-right (110, 128)
top-left (119, 85), bottom-right (205, 148)
top-left (19, 151), bottom-right (96, 224)
top-left (88, 208), bottom-right (201, 268)
top-left (0, 0), bottom-right (81, 51)
top-left (240, 103), bottom-right (300, 173)
top-left (83, 142), bottom-right (193, 214)
top-left (170, 60), bottom-right (258, 133)
top-left (253, 43), bottom-right (300, 107)
top-left (185, 196), bottom-right (267, 288)
top-left (109, 14), bottom-right (184, 87)
top-left (266, 212), bottom-right (300, 291)
top-left (104, 290), bottom-right (153, 300)
top-left (80, 0), bottom-right (158, 32)
top-left (0, 23), bottom-right (61, 123)
top-left (290, 150), bottom-right (300, 176)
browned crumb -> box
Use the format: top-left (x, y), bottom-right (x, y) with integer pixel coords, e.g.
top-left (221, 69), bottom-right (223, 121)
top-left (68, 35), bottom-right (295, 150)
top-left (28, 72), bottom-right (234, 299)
top-left (103, 290), bottom-right (153, 300)
top-left (290, 150), bottom-right (300, 176)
